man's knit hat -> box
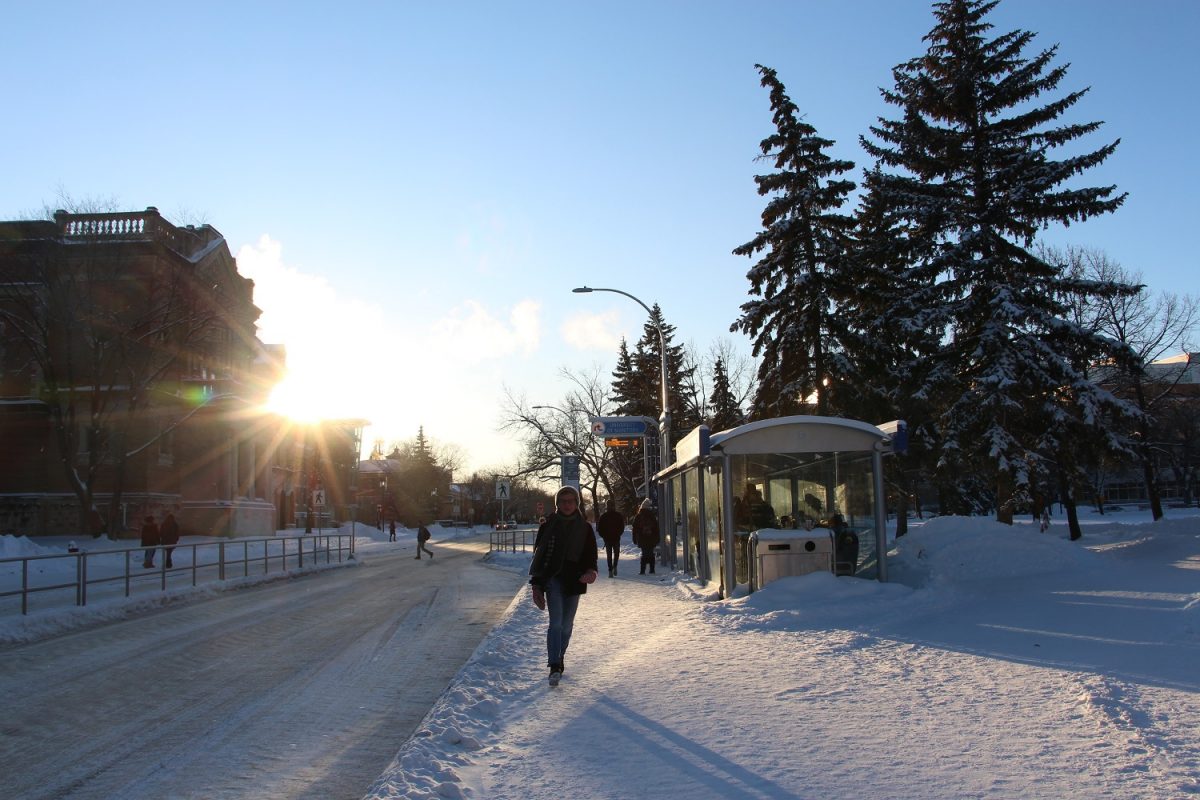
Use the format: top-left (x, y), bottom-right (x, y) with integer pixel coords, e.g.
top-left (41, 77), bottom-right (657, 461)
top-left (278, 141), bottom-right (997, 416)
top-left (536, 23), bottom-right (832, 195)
top-left (556, 485), bottom-right (581, 506)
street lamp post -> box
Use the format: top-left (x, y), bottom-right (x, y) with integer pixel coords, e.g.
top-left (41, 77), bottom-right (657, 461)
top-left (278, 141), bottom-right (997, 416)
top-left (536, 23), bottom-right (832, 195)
top-left (574, 285), bottom-right (675, 570)
top-left (572, 286), bottom-right (671, 482)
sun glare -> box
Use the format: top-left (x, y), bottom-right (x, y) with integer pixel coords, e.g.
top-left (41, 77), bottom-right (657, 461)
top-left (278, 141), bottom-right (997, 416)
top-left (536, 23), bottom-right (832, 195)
top-left (265, 376), bottom-right (330, 423)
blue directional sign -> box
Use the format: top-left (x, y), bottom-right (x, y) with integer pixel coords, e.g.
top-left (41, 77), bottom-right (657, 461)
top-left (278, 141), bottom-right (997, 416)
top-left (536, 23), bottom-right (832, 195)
top-left (603, 420), bottom-right (647, 435)
top-left (590, 416), bottom-right (653, 437)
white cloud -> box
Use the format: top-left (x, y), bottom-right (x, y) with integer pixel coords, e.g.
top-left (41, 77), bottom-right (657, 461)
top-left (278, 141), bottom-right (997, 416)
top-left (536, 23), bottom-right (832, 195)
top-left (561, 310), bottom-right (624, 351)
top-left (431, 299), bottom-right (542, 362)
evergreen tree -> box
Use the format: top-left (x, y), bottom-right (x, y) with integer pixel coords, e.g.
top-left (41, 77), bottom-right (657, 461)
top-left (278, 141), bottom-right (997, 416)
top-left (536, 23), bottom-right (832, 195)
top-left (860, 0), bottom-right (1134, 523)
top-left (634, 304), bottom-right (700, 447)
top-left (392, 426), bottom-right (448, 523)
top-left (607, 338), bottom-right (652, 511)
top-left (610, 338), bottom-right (655, 419)
top-left (606, 308), bottom-right (696, 509)
top-left (708, 357), bottom-right (745, 432)
top-left (732, 64), bottom-right (857, 419)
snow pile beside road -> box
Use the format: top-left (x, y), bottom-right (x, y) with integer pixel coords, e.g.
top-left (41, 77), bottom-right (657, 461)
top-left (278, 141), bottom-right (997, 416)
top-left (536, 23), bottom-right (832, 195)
top-left (0, 534), bottom-right (62, 559)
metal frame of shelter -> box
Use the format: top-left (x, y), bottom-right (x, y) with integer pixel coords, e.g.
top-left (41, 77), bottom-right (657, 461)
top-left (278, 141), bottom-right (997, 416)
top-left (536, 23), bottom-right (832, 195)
top-left (656, 415), bottom-right (898, 597)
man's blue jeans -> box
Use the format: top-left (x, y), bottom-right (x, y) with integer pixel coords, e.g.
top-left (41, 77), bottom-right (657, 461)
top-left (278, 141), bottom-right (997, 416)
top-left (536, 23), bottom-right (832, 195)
top-left (545, 576), bottom-right (581, 668)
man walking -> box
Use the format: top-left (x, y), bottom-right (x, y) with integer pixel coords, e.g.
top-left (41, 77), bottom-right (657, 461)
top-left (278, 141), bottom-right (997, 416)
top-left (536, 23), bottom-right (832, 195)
top-left (632, 499), bottom-right (660, 575)
top-left (415, 525), bottom-right (434, 559)
top-left (596, 501), bottom-right (625, 578)
top-left (528, 486), bottom-right (598, 686)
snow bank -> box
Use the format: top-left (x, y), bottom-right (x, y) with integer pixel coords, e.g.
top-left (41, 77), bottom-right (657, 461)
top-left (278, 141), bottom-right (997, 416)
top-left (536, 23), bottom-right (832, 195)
top-left (890, 515), bottom-right (1099, 586)
top-left (0, 534), bottom-right (62, 559)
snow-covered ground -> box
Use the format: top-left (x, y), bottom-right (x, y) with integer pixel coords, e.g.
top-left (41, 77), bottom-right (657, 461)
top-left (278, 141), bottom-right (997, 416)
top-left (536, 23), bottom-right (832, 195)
top-left (363, 507), bottom-right (1200, 800)
top-left (4, 509), bottom-right (1198, 798)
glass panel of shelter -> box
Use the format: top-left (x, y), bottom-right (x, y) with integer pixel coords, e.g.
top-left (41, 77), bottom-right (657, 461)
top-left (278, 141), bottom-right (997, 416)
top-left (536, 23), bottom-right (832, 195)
top-left (702, 466), bottom-right (723, 587)
top-left (730, 450), bottom-right (879, 580)
top-left (685, 468), bottom-right (704, 579)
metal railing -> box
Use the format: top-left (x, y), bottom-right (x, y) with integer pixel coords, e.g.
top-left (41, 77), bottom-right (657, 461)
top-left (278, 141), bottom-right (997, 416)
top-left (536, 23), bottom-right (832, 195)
top-left (489, 527), bottom-right (537, 553)
top-left (0, 533), bottom-right (355, 616)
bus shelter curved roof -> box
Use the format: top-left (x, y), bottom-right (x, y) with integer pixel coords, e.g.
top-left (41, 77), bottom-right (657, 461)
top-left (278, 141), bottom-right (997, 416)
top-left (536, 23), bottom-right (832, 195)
top-left (709, 415), bottom-right (887, 456)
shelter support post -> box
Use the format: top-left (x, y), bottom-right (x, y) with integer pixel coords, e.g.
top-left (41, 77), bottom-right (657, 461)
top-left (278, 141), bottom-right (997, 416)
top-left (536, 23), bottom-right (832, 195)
top-left (872, 449), bottom-right (888, 582)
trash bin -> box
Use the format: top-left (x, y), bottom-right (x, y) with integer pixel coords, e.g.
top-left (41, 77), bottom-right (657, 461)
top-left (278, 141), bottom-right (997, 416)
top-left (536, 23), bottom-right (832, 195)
top-left (748, 530), bottom-right (834, 591)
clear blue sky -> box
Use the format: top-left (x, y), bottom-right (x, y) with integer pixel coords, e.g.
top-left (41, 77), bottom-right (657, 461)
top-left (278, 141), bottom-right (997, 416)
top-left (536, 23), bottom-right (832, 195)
top-left (3, 1), bottom-right (1197, 474)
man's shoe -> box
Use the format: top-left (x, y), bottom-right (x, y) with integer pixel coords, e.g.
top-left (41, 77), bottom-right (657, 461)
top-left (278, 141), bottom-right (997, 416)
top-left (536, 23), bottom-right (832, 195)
top-left (548, 665), bottom-right (563, 686)
top-left (414, 556), bottom-right (421, 560)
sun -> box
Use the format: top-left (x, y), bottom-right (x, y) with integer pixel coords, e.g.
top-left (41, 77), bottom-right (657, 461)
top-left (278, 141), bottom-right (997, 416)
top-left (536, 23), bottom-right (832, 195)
top-left (265, 375), bottom-right (331, 423)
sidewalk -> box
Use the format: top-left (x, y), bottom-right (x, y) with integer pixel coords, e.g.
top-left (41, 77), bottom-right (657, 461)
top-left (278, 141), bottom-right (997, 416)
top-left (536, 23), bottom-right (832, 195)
top-left (364, 518), bottom-right (1200, 800)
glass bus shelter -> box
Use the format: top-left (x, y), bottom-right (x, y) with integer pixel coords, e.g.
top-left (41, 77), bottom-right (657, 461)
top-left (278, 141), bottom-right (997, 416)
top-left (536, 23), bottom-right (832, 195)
top-left (657, 416), bottom-right (896, 597)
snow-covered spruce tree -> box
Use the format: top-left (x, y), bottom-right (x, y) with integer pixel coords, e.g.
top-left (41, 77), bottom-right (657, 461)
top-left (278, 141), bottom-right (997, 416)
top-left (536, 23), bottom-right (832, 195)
top-left (608, 338), bottom-right (655, 511)
top-left (860, 0), bottom-right (1134, 523)
top-left (732, 64), bottom-right (857, 419)
top-left (708, 356), bottom-right (746, 432)
top-left (606, 308), bottom-right (696, 508)
top-left (840, 167), bottom-right (950, 530)
top-left (610, 338), bottom-right (656, 421)
top-left (633, 305), bottom-right (699, 446)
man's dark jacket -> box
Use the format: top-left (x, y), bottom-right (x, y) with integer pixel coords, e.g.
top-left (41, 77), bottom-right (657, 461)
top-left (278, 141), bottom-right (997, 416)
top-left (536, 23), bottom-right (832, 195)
top-left (529, 511), bottom-right (598, 596)
top-left (596, 509), bottom-right (625, 546)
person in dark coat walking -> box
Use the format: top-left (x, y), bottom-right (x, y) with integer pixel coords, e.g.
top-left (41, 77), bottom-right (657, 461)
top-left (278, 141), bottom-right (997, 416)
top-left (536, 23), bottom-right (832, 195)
top-left (528, 485), bottom-right (598, 686)
top-left (632, 499), bottom-right (660, 575)
top-left (596, 501), bottom-right (625, 578)
top-left (141, 515), bottom-right (160, 568)
top-left (415, 525), bottom-right (434, 559)
top-left (160, 512), bottom-right (180, 568)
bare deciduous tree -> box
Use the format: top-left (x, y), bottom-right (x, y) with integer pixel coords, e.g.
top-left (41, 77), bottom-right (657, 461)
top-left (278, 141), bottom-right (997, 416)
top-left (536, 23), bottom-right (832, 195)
top-left (1050, 245), bottom-right (1198, 520)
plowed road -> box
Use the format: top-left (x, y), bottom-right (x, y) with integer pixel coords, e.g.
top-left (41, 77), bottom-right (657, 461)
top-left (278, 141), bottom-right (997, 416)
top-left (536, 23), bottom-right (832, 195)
top-left (0, 535), bottom-right (526, 800)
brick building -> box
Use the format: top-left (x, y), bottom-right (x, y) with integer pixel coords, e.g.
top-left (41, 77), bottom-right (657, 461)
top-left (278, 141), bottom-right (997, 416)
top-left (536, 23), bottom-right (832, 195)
top-left (0, 207), bottom-right (298, 537)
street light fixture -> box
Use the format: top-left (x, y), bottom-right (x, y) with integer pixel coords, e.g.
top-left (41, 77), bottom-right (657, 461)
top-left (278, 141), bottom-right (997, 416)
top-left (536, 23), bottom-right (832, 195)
top-left (532, 404), bottom-right (569, 415)
top-left (572, 285), bottom-right (671, 491)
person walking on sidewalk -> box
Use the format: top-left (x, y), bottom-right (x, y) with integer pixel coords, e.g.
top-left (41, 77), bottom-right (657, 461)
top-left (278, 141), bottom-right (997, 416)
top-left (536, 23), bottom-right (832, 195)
top-left (596, 501), bottom-right (625, 578)
top-left (632, 499), bottom-right (660, 575)
top-left (528, 485), bottom-right (598, 686)
top-left (160, 512), bottom-right (180, 569)
top-left (140, 515), bottom-right (160, 569)
top-left (415, 525), bottom-right (435, 559)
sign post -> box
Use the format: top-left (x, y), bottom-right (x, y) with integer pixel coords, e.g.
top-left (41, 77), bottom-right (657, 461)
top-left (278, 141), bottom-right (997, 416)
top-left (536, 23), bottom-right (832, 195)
top-left (496, 479), bottom-right (511, 526)
top-left (589, 416), bottom-right (659, 502)
top-left (313, 489), bottom-right (326, 534)
top-left (560, 455), bottom-right (580, 493)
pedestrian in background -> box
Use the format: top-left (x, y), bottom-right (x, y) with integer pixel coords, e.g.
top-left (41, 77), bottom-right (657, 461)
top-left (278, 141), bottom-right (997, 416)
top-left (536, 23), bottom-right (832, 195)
top-left (141, 515), bottom-right (160, 569)
top-left (632, 499), bottom-right (660, 575)
top-left (160, 512), bottom-right (180, 569)
top-left (528, 485), bottom-right (598, 686)
top-left (596, 500), bottom-right (625, 578)
top-left (415, 525), bottom-right (434, 559)
top-left (389, 519), bottom-right (397, 542)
